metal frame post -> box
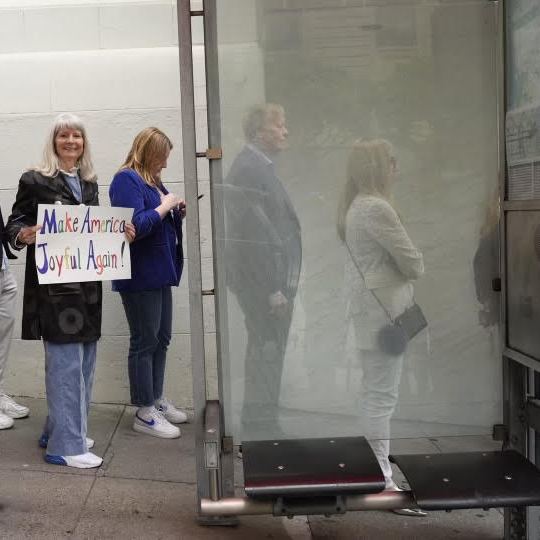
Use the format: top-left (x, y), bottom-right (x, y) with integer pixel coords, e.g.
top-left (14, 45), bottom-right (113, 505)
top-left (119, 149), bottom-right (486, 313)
top-left (202, 0), bottom-right (236, 500)
top-left (177, 0), bottom-right (237, 525)
top-left (176, 0), bottom-right (208, 508)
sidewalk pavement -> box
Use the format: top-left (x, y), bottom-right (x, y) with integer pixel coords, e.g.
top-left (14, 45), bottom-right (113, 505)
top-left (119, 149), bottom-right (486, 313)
top-left (0, 397), bottom-right (503, 539)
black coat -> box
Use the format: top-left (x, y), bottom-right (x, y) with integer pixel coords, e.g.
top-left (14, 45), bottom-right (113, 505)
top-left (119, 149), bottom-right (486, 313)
top-left (6, 170), bottom-right (102, 342)
top-left (224, 145), bottom-right (302, 311)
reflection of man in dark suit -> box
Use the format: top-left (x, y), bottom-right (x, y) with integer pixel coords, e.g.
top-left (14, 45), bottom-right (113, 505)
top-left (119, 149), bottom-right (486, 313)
top-left (224, 104), bottom-right (302, 439)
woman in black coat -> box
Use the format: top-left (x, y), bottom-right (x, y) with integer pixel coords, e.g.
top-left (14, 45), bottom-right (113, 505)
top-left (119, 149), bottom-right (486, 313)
top-left (7, 113), bottom-right (134, 468)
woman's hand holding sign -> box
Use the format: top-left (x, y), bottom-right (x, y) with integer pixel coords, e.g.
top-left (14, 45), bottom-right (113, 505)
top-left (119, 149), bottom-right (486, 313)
top-left (124, 223), bottom-right (136, 243)
top-left (17, 225), bottom-right (42, 245)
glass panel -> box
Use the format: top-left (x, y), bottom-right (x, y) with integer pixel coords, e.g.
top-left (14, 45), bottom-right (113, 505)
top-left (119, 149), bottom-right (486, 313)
top-left (506, 211), bottom-right (540, 360)
top-left (506, 2), bottom-right (540, 201)
top-left (212, 0), bottom-right (500, 458)
top-left (506, 0), bottom-right (540, 112)
top-left (505, 0), bottom-right (540, 365)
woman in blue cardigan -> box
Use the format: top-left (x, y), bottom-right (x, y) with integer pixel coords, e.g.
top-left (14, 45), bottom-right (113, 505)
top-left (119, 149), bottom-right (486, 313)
top-left (109, 127), bottom-right (187, 439)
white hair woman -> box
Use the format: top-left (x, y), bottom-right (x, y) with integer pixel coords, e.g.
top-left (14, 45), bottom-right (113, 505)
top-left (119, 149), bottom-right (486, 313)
top-left (337, 139), bottom-right (425, 516)
top-left (6, 113), bottom-right (134, 468)
top-left (36, 113), bottom-right (97, 181)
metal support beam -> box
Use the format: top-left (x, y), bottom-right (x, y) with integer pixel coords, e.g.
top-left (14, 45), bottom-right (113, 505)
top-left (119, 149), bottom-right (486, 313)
top-left (504, 357), bottom-right (528, 539)
top-left (202, 0), bottom-right (237, 504)
top-left (176, 0), bottom-right (207, 508)
top-left (204, 400), bottom-right (222, 501)
top-left (200, 491), bottom-right (417, 517)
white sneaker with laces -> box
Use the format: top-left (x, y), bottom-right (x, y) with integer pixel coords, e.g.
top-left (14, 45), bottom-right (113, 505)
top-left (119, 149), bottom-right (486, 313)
top-left (0, 410), bottom-right (14, 429)
top-left (156, 397), bottom-right (188, 424)
top-left (0, 394), bottom-right (30, 419)
top-left (133, 407), bottom-right (181, 438)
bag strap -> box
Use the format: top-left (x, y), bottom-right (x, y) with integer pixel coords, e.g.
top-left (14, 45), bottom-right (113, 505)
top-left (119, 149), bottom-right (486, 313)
top-left (344, 241), bottom-right (395, 323)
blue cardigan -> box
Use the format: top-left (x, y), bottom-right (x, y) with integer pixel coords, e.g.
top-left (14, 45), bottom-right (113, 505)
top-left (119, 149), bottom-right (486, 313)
top-left (109, 168), bottom-right (184, 292)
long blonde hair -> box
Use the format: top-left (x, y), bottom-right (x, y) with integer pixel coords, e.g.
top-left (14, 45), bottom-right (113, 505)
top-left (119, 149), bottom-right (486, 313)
top-left (337, 139), bottom-right (394, 241)
top-left (120, 127), bottom-right (173, 186)
top-left (32, 113), bottom-right (96, 181)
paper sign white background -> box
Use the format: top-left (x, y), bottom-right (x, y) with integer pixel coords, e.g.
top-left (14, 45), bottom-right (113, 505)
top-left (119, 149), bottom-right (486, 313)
top-left (35, 204), bottom-right (133, 284)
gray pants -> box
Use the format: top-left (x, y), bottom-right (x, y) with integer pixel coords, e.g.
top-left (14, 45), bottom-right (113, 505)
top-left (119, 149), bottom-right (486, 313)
top-left (0, 268), bottom-right (17, 395)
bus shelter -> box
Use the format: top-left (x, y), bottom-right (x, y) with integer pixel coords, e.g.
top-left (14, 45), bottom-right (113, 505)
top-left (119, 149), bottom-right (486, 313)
top-left (177, 1), bottom-right (540, 538)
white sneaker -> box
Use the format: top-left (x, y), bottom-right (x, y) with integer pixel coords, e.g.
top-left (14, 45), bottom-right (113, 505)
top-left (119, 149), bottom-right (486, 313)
top-left (0, 394), bottom-right (30, 419)
top-left (45, 452), bottom-right (103, 469)
top-left (133, 407), bottom-right (181, 439)
top-left (156, 397), bottom-right (188, 424)
top-left (0, 410), bottom-right (14, 429)
top-left (387, 482), bottom-right (427, 517)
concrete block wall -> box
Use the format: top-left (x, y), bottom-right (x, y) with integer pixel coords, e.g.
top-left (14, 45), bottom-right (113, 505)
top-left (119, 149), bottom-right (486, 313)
top-left (0, 0), bottom-right (213, 407)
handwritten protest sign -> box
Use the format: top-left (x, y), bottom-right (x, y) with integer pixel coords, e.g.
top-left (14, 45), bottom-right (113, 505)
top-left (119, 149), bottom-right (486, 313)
top-left (36, 204), bottom-right (133, 284)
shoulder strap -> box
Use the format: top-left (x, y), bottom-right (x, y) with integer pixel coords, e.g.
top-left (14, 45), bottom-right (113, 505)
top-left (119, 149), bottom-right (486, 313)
top-left (345, 241), bottom-right (394, 323)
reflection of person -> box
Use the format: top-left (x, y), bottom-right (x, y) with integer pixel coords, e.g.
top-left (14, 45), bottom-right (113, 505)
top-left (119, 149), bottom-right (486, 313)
top-left (473, 191), bottom-right (500, 328)
top-left (337, 140), bottom-right (425, 514)
top-left (7, 114), bottom-right (134, 468)
top-left (0, 206), bottom-right (29, 430)
top-left (224, 104), bottom-right (301, 439)
top-left (109, 127), bottom-right (187, 439)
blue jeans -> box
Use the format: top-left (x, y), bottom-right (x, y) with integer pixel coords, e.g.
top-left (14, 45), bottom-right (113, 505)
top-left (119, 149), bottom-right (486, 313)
top-left (43, 341), bottom-right (97, 456)
top-left (120, 287), bottom-right (172, 407)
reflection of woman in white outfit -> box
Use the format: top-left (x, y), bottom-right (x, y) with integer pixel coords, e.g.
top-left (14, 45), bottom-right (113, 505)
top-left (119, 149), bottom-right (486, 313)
top-left (337, 139), bottom-right (424, 494)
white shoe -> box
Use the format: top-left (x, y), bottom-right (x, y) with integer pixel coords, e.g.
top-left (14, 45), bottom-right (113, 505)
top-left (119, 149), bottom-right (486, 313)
top-left (45, 451), bottom-right (103, 469)
top-left (156, 397), bottom-right (188, 424)
top-left (0, 411), bottom-right (14, 429)
top-left (387, 481), bottom-right (427, 517)
top-left (133, 407), bottom-right (181, 439)
top-left (0, 394), bottom-right (30, 419)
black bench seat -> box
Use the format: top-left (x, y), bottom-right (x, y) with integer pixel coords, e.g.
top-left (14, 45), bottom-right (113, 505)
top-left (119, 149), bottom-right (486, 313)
top-left (242, 436), bottom-right (385, 498)
top-left (242, 437), bottom-right (540, 512)
top-left (390, 450), bottom-right (540, 510)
